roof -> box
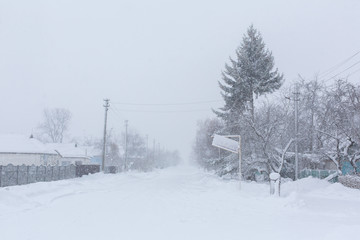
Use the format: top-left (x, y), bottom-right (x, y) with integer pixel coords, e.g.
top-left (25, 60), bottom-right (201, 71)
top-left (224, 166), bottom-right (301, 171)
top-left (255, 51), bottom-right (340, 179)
top-left (45, 143), bottom-right (94, 159)
top-left (0, 134), bottom-right (56, 155)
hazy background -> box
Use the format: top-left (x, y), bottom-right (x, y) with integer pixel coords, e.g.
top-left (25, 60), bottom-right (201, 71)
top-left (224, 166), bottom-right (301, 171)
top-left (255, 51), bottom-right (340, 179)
top-left (0, 0), bottom-right (359, 159)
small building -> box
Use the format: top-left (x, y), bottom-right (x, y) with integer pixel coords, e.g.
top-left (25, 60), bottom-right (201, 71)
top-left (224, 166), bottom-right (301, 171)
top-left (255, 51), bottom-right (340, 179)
top-left (45, 143), bottom-right (92, 166)
top-left (0, 134), bottom-right (60, 166)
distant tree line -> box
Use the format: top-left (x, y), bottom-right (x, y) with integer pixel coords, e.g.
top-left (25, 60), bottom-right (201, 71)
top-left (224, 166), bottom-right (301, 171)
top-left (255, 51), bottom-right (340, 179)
top-left (35, 108), bottom-right (180, 171)
top-left (98, 128), bottom-right (181, 172)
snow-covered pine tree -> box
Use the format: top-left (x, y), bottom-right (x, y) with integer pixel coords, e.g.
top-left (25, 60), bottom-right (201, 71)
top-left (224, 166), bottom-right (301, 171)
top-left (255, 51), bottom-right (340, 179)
top-left (215, 25), bottom-right (283, 123)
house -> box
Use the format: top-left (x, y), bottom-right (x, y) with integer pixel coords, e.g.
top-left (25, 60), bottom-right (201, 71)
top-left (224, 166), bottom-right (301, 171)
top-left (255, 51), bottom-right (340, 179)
top-left (85, 146), bottom-right (102, 165)
top-left (45, 143), bottom-right (93, 166)
top-left (0, 134), bottom-right (60, 166)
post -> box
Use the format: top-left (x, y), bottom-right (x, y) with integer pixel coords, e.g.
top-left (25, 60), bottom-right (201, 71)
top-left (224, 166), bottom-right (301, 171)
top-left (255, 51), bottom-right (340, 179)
top-left (16, 165), bottom-right (19, 185)
top-left (146, 134), bottom-right (149, 161)
top-left (26, 166), bottom-right (29, 184)
top-left (294, 83), bottom-right (299, 180)
top-left (124, 120), bottom-right (128, 171)
top-left (102, 99), bottom-right (110, 172)
top-left (36, 166), bottom-right (38, 182)
top-left (212, 134), bottom-right (241, 189)
top-left (153, 139), bottom-right (155, 162)
top-left (238, 135), bottom-right (242, 190)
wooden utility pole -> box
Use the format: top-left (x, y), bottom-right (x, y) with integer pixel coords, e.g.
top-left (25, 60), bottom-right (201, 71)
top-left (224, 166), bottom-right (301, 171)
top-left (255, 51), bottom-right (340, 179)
top-left (102, 99), bottom-right (110, 172)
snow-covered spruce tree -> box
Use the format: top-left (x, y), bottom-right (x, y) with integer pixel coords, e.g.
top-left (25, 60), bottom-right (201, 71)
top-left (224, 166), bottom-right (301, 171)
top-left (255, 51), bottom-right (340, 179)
top-left (211, 25), bottom-right (284, 179)
top-left (215, 25), bottom-right (283, 124)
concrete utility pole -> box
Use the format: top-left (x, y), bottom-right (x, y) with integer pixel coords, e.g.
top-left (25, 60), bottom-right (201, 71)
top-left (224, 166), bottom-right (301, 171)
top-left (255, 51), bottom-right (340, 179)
top-left (153, 139), bottom-right (155, 162)
top-left (124, 120), bottom-right (128, 171)
top-left (158, 142), bottom-right (160, 158)
top-left (146, 134), bottom-right (149, 161)
top-left (294, 83), bottom-right (300, 180)
top-left (238, 135), bottom-right (242, 189)
top-left (102, 99), bottom-right (110, 172)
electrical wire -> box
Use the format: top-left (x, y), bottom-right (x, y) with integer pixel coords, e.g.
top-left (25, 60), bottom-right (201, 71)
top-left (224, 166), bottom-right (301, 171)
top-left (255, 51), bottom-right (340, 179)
top-left (319, 50), bottom-right (360, 78)
top-left (110, 108), bottom-right (211, 113)
top-left (109, 107), bottom-right (125, 120)
top-left (322, 59), bottom-right (360, 82)
top-left (111, 100), bottom-right (222, 106)
top-left (347, 67), bottom-right (360, 78)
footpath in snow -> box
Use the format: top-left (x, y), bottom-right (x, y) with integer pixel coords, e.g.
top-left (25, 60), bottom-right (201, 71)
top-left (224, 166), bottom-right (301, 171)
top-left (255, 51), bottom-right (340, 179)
top-left (1, 165), bottom-right (360, 240)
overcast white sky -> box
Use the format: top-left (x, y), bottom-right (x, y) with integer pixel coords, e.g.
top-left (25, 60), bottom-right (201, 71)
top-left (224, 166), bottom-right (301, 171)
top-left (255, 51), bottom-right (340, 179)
top-left (0, 0), bottom-right (359, 159)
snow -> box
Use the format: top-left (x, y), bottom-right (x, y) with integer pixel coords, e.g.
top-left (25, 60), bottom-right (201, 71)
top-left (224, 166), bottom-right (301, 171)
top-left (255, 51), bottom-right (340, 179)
top-left (0, 134), bottom-right (55, 154)
top-left (45, 143), bottom-right (92, 158)
top-left (269, 172), bottom-right (280, 180)
top-left (212, 134), bottom-right (239, 153)
top-left (1, 165), bottom-right (360, 240)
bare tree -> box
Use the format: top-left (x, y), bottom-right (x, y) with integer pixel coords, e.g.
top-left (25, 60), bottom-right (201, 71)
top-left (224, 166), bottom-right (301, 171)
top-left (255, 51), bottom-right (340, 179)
top-left (38, 108), bottom-right (72, 143)
top-left (316, 80), bottom-right (360, 174)
top-left (192, 118), bottom-right (225, 170)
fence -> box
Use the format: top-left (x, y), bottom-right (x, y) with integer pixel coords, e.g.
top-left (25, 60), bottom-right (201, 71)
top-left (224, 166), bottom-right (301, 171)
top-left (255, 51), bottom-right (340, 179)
top-left (299, 169), bottom-right (338, 183)
top-left (0, 164), bottom-right (100, 187)
top-left (76, 165), bottom-right (100, 177)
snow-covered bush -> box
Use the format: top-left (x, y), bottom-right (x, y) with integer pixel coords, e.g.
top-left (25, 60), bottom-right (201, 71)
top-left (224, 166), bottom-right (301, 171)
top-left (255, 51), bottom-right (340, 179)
top-left (339, 174), bottom-right (360, 189)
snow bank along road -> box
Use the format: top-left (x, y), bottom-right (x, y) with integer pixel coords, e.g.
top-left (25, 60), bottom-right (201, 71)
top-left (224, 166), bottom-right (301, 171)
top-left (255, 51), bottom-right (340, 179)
top-left (1, 165), bottom-right (360, 240)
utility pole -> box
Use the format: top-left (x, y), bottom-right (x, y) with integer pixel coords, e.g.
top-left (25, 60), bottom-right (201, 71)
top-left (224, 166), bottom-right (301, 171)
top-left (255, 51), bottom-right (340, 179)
top-left (102, 99), bottom-right (110, 172)
top-left (153, 139), bottom-right (155, 163)
top-left (238, 135), bottom-right (242, 189)
top-left (158, 142), bottom-right (161, 168)
top-left (294, 83), bottom-right (300, 180)
top-left (146, 134), bottom-right (149, 161)
top-left (124, 120), bottom-right (128, 171)
top-left (158, 142), bottom-right (160, 157)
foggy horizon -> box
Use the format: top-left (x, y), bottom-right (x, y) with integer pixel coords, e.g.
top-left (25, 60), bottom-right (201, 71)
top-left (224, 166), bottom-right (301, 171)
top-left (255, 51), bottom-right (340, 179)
top-left (1, 0), bottom-right (359, 159)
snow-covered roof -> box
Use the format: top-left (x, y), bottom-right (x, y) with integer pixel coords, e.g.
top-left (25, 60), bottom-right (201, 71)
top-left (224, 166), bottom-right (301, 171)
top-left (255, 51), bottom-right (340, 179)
top-left (0, 134), bottom-right (56, 155)
top-left (45, 143), bottom-right (95, 159)
top-left (82, 145), bottom-right (102, 157)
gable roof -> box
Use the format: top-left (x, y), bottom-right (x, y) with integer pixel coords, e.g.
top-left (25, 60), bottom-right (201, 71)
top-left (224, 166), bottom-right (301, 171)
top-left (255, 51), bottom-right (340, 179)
top-left (45, 143), bottom-right (92, 159)
top-left (0, 134), bottom-right (56, 155)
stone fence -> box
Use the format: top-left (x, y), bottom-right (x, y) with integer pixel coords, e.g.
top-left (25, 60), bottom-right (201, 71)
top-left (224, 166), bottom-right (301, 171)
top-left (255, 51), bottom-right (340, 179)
top-left (0, 164), bottom-right (100, 187)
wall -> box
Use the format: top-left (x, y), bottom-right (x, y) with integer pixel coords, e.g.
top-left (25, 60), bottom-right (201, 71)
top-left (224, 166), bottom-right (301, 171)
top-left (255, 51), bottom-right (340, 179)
top-left (0, 164), bottom-right (100, 187)
top-left (0, 153), bottom-right (60, 166)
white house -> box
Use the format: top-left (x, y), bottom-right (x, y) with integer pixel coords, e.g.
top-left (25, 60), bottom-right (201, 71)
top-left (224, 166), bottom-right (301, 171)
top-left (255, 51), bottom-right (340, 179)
top-left (0, 134), bottom-right (59, 166)
top-left (45, 143), bottom-right (92, 166)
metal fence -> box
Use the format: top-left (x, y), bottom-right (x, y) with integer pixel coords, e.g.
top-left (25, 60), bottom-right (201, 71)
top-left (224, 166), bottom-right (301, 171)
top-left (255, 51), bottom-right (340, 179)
top-left (0, 164), bottom-right (100, 187)
top-left (299, 169), bottom-right (338, 183)
top-left (76, 165), bottom-right (100, 177)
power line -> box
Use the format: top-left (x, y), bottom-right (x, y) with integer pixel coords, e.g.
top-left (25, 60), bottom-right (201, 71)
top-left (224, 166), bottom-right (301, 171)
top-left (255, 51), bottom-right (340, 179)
top-left (110, 104), bottom-right (211, 113)
top-left (109, 107), bottom-right (124, 119)
top-left (319, 50), bottom-right (360, 78)
top-left (322, 59), bottom-right (360, 82)
top-left (110, 108), bottom-right (211, 113)
top-left (347, 67), bottom-right (360, 78)
top-left (111, 100), bottom-right (222, 106)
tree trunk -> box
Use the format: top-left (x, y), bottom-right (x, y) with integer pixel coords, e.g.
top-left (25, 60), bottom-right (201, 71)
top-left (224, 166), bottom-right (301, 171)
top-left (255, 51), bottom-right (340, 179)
top-left (250, 94), bottom-right (254, 122)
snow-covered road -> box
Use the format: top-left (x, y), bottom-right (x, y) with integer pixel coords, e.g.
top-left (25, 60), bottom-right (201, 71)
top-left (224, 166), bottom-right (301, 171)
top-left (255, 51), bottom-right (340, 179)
top-left (1, 165), bottom-right (360, 240)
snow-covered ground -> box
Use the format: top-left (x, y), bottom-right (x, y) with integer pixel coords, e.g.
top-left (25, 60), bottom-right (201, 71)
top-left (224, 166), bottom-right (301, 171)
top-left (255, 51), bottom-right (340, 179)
top-left (1, 165), bottom-right (360, 240)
